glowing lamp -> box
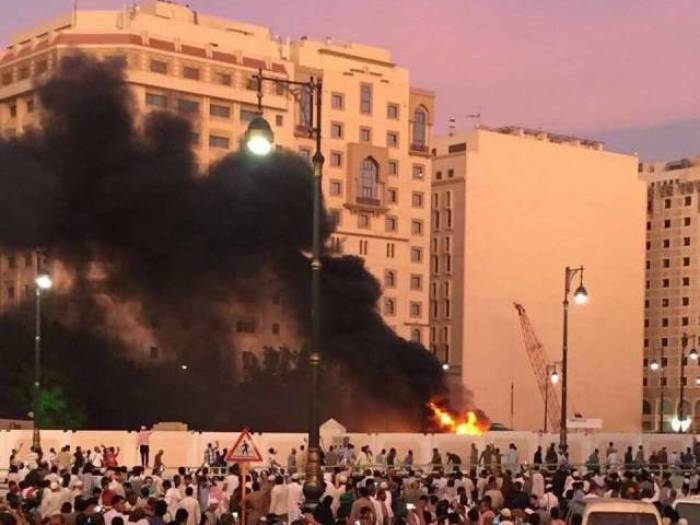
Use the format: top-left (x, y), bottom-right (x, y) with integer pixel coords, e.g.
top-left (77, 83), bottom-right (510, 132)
top-left (245, 116), bottom-right (274, 156)
top-left (35, 274), bottom-right (53, 290)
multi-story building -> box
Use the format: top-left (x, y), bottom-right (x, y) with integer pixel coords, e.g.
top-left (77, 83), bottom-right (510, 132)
top-left (0, 0), bottom-right (432, 362)
top-left (639, 156), bottom-right (700, 432)
top-left (431, 126), bottom-right (645, 432)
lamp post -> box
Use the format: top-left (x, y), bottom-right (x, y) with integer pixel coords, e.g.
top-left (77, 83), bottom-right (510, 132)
top-left (32, 271), bottom-right (52, 450)
top-left (649, 352), bottom-right (665, 432)
top-left (544, 362), bottom-right (561, 433)
top-left (244, 70), bottom-right (325, 508)
top-left (674, 334), bottom-right (697, 433)
top-left (560, 265), bottom-right (588, 453)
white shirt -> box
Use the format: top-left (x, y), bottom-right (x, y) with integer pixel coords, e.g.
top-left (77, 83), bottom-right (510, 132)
top-left (178, 496), bottom-right (201, 525)
top-left (224, 475), bottom-right (239, 496)
top-left (287, 482), bottom-right (304, 521)
top-left (165, 487), bottom-right (182, 517)
top-left (269, 484), bottom-right (289, 515)
top-left (104, 509), bottom-right (127, 525)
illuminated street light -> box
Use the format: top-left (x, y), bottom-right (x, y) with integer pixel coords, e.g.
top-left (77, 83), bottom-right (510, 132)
top-left (35, 274), bottom-right (53, 290)
top-left (573, 284), bottom-right (588, 305)
top-left (550, 370), bottom-right (560, 384)
top-left (244, 116), bottom-right (274, 156)
top-left (671, 416), bottom-right (691, 433)
top-left (442, 363), bottom-right (449, 371)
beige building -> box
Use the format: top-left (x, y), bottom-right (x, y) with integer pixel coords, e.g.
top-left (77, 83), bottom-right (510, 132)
top-left (639, 156), bottom-right (700, 432)
top-left (0, 0), bottom-right (433, 362)
top-left (431, 126), bottom-right (645, 433)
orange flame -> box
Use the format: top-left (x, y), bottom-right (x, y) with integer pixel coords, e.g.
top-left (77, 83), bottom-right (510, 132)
top-left (428, 402), bottom-right (490, 435)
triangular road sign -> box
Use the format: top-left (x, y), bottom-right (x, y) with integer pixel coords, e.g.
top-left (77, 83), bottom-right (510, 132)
top-left (226, 429), bottom-right (263, 462)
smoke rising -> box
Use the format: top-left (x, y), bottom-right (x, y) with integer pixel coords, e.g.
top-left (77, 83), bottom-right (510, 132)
top-left (0, 54), bottom-right (452, 430)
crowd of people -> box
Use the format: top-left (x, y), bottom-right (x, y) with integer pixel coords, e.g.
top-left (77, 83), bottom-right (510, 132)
top-left (1, 435), bottom-right (698, 525)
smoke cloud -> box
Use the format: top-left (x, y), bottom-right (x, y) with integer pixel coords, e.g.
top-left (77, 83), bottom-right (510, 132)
top-left (0, 54), bottom-right (452, 430)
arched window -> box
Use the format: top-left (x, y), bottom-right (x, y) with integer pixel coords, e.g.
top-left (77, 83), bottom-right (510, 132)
top-left (411, 328), bottom-right (422, 343)
top-left (359, 157), bottom-right (379, 200)
top-left (413, 107), bottom-right (427, 147)
top-left (642, 400), bottom-right (652, 415)
top-left (679, 399), bottom-right (691, 415)
top-left (384, 270), bottom-right (396, 288)
top-left (384, 298), bottom-right (395, 316)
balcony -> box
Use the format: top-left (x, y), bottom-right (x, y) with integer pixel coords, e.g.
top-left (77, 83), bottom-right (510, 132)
top-left (356, 196), bottom-right (381, 207)
top-left (410, 142), bottom-right (430, 156)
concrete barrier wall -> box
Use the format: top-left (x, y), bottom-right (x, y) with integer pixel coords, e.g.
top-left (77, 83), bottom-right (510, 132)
top-left (3, 429), bottom-right (697, 468)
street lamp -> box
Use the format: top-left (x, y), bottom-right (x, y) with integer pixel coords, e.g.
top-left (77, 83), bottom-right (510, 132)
top-left (244, 69), bottom-right (325, 508)
top-left (544, 362), bottom-right (561, 433)
top-left (441, 363), bottom-right (449, 371)
top-left (32, 269), bottom-right (52, 449)
top-left (677, 333), bottom-right (697, 433)
top-left (649, 354), bottom-right (665, 432)
top-left (560, 265), bottom-right (588, 452)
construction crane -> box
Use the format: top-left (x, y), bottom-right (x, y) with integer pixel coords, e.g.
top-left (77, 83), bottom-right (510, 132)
top-left (513, 302), bottom-right (561, 431)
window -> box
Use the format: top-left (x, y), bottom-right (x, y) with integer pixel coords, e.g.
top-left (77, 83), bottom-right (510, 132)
top-left (329, 209), bottom-right (342, 228)
top-left (444, 254), bottom-right (452, 272)
top-left (149, 60), bottom-right (168, 74)
top-left (684, 257), bottom-right (691, 266)
top-left (245, 76), bottom-right (258, 91)
top-left (664, 219), bottom-right (671, 228)
top-left (26, 99), bottom-right (34, 113)
top-left (329, 180), bottom-right (342, 196)
top-left (444, 300), bottom-right (451, 317)
top-left (209, 135), bottom-right (230, 149)
top-left (360, 83), bottom-right (372, 114)
top-left (661, 337), bottom-right (668, 347)
top-left (448, 169), bottom-right (454, 178)
top-left (683, 297), bottom-right (690, 306)
top-left (388, 160), bottom-right (398, 176)
top-left (432, 238), bottom-right (438, 253)
top-left (235, 320), bottom-right (257, 333)
top-left (662, 278), bottom-right (670, 288)
top-left (662, 298), bottom-right (669, 307)
top-left (442, 281), bottom-right (450, 296)
top-left (411, 329), bottom-right (422, 344)
top-left (1, 72), bottom-right (11, 85)
top-left (683, 277), bottom-right (690, 286)
top-left (358, 214), bottom-right (370, 229)
top-left (412, 192), bottom-right (424, 208)
top-left (359, 157), bottom-right (379, 200)
top-left (413, 107), bottom-right (427, 146)
top-left (664, 239), bottom-right (671, 248)
top-left (240, 109), bottom-right (257, 122)
top-left (386, 243), bottom-right (395, 258)
top-left (663, 259), bottom-right (670, 268)
top-left (183, 66), bottom-right (200, 80)
top-left (177, 99), bottom-right (199, 115)
top-left (411, 220), bottom-right (423, 235)
top-left (359, 127), bottom-right (372, 143)
top-left (646, 241), bottom-right (651, 250)
top-left (665, 198), bottom-right (671, 209)
top-left (431, 300), bottom-right (438, 317)
top-left (6, 285), bottom-right (14, 300)
top-left (144, 93), bottom-right (167, 109)
top-left (275, 83), bottom-right (285, 96)
top-left (24, 253), bottom-right (32, 268)
top-left (411, 247), bottom-right (423, 263)
top-left (686, 195), bottom-right (692, 206)
top-left (445, 210), bottom-right (453, 228)
top-left (359, 239), bottom-right (368, 255)
top-left (275, 115), bottom-right (284, 126)
top-left (18, 66), bottom-right (29, 80)
top-left (412, 164), bottom-right (425, 179)
top-left (444, 192), bottom-right (452, 207)
top-left (298, 86), bottom-right (312, 130)
top-left (410, 302), bottom-right (422, 318)
top-left (9, 104), bottom-right (16, 118)
top-left (7, 255), bottom-right (16, 269)
top-left (662, 318), bottom-right (669, 327)
top-left (330, 151), bottom-right (343, 167)
top-left (215, 72), bottom-right (232, 86)
top-left (684, 237), bottom-right (691, 246)
top-left (331, 122), bottom-right (344, 139)
top-left (410, 274), bottom-right (422, 290)
top-left (384, 298), bottom-right (396, 316)
top-left (384, 270), bottom-right (396, 288)
top-left (685, 217), bottom-right (692, 226)
top-left (435, 171), bottom-right (442, 180)
top-left (299, 148), bottom-right (311, 161)
top-left (329, 236), bottom-right (343, 253)
top-left (210, 104), bottom-right (231, 118)
top-left (385, 216), bottom-right (397, 232)
top-left (387, 188), bottom-right (398, 204)
top-left (272, 323), bottom-right (280, 335)
top-left (331, 92), bottom-right (344, 110)
top-left (149, 346), bottom-right (159, 360)
top-left (683, 317), bottom-right (689, 326)
top-left (387, 131), bottom-right (399, 148)
top-left (387, 103), bottom-right (399, 119)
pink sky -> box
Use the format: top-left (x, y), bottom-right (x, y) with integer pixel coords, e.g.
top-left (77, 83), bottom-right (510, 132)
top-left (2, 0), bottom-right (700, 157)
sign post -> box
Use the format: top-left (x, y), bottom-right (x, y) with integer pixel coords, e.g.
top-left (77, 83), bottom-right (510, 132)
top-left (226, 429), bottom-right (263, 525)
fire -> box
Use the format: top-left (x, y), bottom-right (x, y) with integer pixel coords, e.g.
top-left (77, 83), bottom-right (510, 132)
top-left (428, 402), bottom-right (490, 435)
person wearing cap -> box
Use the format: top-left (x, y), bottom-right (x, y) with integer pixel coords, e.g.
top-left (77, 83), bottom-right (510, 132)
top-left (499, 508), bottom-right (514, 525)
top-left (39, 480), bottom-right (65, 519)
top-left (286, 473), bottom-right (304, 522)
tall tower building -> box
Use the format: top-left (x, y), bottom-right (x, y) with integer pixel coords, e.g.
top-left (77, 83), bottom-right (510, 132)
top-left (639, 156), bottom-right (700, 432)
top-left (431, 126), bottom-right (645, 431)
top-left (0, 0), bottom-right (432, 362)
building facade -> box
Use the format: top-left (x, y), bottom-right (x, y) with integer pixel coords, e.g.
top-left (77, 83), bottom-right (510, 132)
top-left (0, 0), bottom-right (432, 362)
top-left (639, 157), bottom-right (700, 432)
top-left (431, 127), bottom-right (645, 433)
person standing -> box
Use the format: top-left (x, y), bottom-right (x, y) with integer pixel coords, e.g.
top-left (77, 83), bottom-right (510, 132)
top-left (137, 427), bottom-right (153, 468)
top-left (286, 474), bottom-right (304, 522)
top-left (178, 487), bottom-right (201, 525)
top-left (269, 476), bottom-right (288, 521)
top-left (287, 449), bottom-right (297, 474)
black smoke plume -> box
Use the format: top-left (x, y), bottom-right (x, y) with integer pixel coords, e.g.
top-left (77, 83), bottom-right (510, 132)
top-left (0, 54), bottom-right (450, 430)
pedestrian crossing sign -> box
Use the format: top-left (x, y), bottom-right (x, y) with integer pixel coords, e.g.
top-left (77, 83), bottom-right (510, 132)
top-left (226, 428), bottom-right (263, 462)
